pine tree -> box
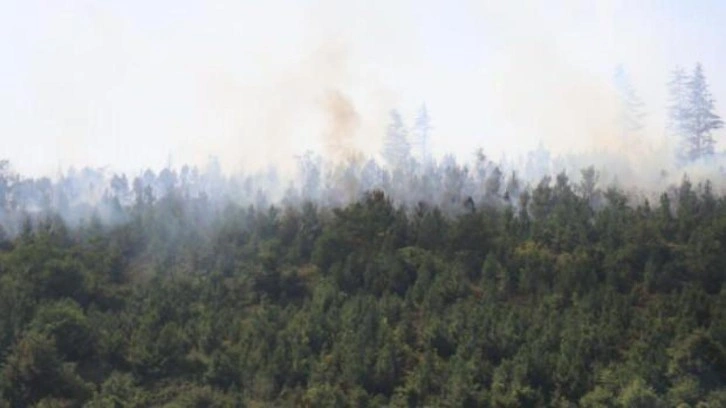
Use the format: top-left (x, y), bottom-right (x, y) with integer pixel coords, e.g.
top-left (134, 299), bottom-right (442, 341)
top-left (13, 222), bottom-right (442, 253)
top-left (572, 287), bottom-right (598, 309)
top-left (382, 110), bottom-right (411, 169)
top-left (614, 66), bottom-right (646, 139)
top-left (412, 104), bottom-right (432, 164)
top-left (667, 66), bottom-right (689, 146)
top-left (682, 64), bottom-right (723, 161)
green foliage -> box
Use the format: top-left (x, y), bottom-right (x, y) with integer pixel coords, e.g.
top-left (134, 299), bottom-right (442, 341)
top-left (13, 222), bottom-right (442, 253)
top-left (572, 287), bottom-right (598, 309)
top-left (1, 178), bottom-right (726, 405)
top-left (85, 372), bottom-right (141, 407)
top-left (1, 331), bottom-right (92, 406)
top-left (29, 299), bottom-right (93, 361)
top-left (617, 378), bottom-right (665, 408)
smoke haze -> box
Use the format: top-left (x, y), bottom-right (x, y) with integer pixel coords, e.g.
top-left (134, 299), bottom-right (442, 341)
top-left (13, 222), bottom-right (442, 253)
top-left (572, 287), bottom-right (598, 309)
top-left (2, 0), bottom-right (726, 185)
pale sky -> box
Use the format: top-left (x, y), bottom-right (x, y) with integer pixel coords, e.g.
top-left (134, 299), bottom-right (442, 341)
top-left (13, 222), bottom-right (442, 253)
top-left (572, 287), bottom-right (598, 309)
top-left (1, 0), bottom-right (725, 176)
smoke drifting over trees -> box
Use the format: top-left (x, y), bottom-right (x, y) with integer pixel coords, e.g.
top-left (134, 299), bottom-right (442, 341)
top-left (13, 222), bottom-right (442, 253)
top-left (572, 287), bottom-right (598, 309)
top-left (6, 1), bottom-right (726, 178)
top-left (1, 56), bottom-right (726, 235)
top-left (3, 122), bottom-right (726, 405)
top-left (668, 64), bottom-right (725, 162)
top-left (0, 79), bottom-right (724, 239)
top-left (5, 2), bottom-right (726, 405)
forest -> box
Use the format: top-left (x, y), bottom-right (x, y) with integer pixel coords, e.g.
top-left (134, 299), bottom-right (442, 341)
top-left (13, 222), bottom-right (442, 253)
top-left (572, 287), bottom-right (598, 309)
top-left (0, 62), bottom-right (724, 406)
top-left (0, 157), bottom-right (725, 406)
top-left (9, 0), bottom-right (726, 405)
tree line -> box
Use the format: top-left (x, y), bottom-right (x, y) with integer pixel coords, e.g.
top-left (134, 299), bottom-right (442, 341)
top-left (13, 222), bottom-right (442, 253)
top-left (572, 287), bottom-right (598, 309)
top-left (383, 63), bottom-right (726, 168)
top-left (0, 167), bottom-right (724, 406)
top-left (611, 63), bottom-right (723, 163)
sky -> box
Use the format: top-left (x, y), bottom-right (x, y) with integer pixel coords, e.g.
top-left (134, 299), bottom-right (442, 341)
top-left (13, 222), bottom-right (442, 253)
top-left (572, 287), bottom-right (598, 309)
top-left (1, 0), bottom-right (726, 176)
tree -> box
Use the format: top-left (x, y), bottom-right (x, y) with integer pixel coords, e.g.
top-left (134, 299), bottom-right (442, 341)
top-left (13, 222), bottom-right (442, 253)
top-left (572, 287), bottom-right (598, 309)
top-left (85, 372), bottom-right (141, 407)
top-left (681, 64), bottom-right (723, 161)
top-left (110, 174), bottom-right (129, 202)
top-left (382, 110), bottom-right (411, 169)
top-left (616, 378), bottom-right (664, 408)
top-left (1, 331), bottom-right (92, 405)
top-left (412, 104), bottom-right (432, 164)
top-left (29, 299), bottom-right (93, 362)
top-left (614, 66), bottom-right (646, 140)
top-left (579, 166), bottom-right (600, 205)
top-left (485, 167), bottom-right (503, 199)
top-left (668, 67), bottom-right (689, 152)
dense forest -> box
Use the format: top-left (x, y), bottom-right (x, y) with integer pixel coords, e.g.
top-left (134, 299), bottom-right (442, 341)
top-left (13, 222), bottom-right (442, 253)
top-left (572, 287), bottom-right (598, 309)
top-left (0, 61), bottom-right (724, 406)
top-left (0, 162), bottom-right (725, 407)
top-left (8, 0), bottom-right (726, 404)
top-left (0, 62), bottom-right (724, 405)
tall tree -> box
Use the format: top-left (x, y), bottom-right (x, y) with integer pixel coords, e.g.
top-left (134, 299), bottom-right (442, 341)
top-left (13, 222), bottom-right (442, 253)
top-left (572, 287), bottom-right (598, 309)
top-left (613, 66), bottom-right (646, 140)
top-left (412, 104), bottom-right (432, 164)
top-left (382, 110), bottom-right (411, 169)
top-left (667, 66), bottom-right (689, 148)
top-left (682, 64), bottom-right (723, 161)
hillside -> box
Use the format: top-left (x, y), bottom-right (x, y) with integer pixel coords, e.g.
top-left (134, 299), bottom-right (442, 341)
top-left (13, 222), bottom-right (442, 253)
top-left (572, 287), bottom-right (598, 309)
top-left (1, 176), bottom-right (725, 407)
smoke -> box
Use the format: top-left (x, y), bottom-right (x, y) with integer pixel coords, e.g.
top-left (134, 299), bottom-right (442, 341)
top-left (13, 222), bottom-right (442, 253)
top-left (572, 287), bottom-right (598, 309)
top-left (321, 90), bottom-right (360, 160)
top-left (196, 39), bottom-right (391, 176)
top-left (486, 41), bottom-right (623, 154)
top-left (448, 0), bottom-right (726, 194)
top-left (3, 0), bottom-right (726, 199)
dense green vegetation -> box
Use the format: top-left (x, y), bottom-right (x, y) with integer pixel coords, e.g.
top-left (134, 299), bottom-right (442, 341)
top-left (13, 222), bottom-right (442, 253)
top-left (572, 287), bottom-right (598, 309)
top-left (1, 174), bottom-right (726, 407)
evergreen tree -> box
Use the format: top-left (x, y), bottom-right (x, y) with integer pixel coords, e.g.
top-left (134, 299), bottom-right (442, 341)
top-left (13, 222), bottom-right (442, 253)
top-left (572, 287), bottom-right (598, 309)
top-left (682, 64), bottom-right (723, 161)
top-left (667, 66), bottom-right (689, 151)
top-left (614, 65), bottom-right (646, 140)
top-left (382, 110), bottom-right (411, 169)
top-left (412, 104), bottom-right (432, 164)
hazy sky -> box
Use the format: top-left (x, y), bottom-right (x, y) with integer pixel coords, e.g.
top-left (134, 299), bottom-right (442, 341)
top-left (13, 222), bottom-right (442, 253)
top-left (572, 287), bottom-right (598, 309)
top-left (2, 0), bottom-right (726, 176)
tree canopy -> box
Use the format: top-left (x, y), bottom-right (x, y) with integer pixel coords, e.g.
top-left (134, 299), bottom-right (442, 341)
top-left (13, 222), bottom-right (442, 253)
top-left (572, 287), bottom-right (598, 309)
top-left (0, 165), bottom-right (725, 407)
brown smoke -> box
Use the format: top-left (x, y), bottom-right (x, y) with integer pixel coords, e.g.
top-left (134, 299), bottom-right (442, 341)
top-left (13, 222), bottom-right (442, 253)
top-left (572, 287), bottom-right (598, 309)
top-left (196, 38), bottom-right (388, 175)
top-left (321, 89), bottom-right (360, 160)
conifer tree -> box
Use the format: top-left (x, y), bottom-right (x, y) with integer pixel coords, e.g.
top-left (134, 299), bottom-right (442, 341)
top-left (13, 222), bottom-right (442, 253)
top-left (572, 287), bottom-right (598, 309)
top-left (412, 104), bottom-right (432, 164)
top-left (382, 110), bottom-right (411, 169)
top-left (672, 64), bottom-right (724, 161)
top-left (614, 66), bottom-right (646, 140)
top-left (667, 66), bottom-right (689, 148)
